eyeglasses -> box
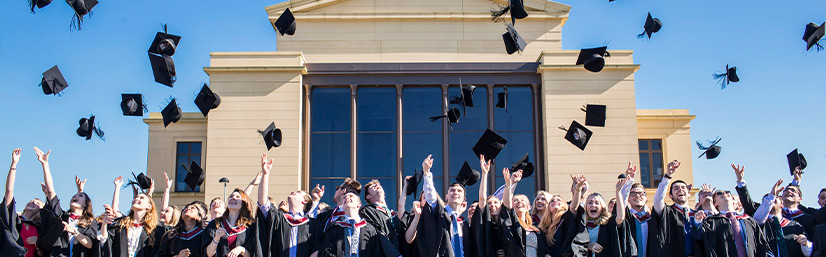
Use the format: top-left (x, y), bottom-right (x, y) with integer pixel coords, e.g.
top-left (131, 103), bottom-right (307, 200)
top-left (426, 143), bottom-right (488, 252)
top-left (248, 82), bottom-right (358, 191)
top-left (629, 191), bottom-right (646, 196)
top-left (714, 190), bottom-right (732, 196)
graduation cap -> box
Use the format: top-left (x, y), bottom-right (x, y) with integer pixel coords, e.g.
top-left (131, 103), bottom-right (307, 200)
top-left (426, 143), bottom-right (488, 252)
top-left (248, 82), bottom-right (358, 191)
top-left (274, 8), bottom-right (296, 36)
top-left (582, 104), bottom-right (606, 127)
top-left (456, 161), bottom-right (481, 187)
top-left (559, 121), bottom-right (592, 150)
top-left (490, 0), bottom-right (528, 24)
top-left (696, 137), bottom-right (722, 159)
top-left (503, 24), bottom-right (527, 55)
top-left (510, 153), bottom-right (534, 178)
top-left (128, 172), bottom-right (152, 190)
top-left (76, 115), bottom-right (104, 141)
top-left (449, 79), bottom-right (476, 117)
top-left (121, 93), bottom-right (146, 116)
top-left (182, 161), bottom-right (205, 190)
top-left (576, 46), bottom-right (610, 73)
top-left (30, 0), bottom-right (53, 13)
top-left (429, 107), bottom-right (461, 125)
top-left (66, 0), bottom-right (97, 30)
top-left (472, 129), bottom-right (508, 160)
top-left (637, 12), bottom-right (662, 39)
top-left (803, 22), bottom-right (825, 51)
top-left (712, 65), bottom-right (739, 89)
top-left (786, 149), bottom-right (807, 175)
top-left (148, 53), bottom-right (176, 87)
top-left (40, 65), bottom-right (68, 95)
top-left (161, 99), bottom-right (182, 127)
top-left (258, 122), bottom-right (282, 150)
top-left (148, 25), bottom-right (181, 56)
top-left (194, 84), bottom-right (221, 117)
top-left (496, 87), bottom-right (508, 112)
top-left (405, 169), bottom-right (423, 196)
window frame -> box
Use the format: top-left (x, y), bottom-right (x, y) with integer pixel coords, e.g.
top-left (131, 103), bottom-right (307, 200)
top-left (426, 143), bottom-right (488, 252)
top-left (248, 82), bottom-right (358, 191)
top-left (174, 140), bottom-right (205, 193)
top-left (638, 138), bottom-right (665, 188)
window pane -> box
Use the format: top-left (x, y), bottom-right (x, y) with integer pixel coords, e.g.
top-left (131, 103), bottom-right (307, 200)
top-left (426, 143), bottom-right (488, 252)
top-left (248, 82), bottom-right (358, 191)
top-left (651, 139), bottom-right (662, 150)
top-left (312, 87), bottom-right (351, 132)
top-left (638, 140), bottom-right (649, 150)
top-left (404, 177), bottom-right (443, 208)
top-left (357, 87), bottom-right (396, 132)
top-left (175, 142), bottom-right (202, 192)
top-left (652, 152), bottom-right (664, 186)
top-left (448, 86), bottom-right (487, 131)
top-left (191, 142), bottom-right (202, 153)
top-left (357, 133), bottom-right (397, 178)
top-left (493, 131), bottom-right (535, 199)
top-left (402, 132), bottom-right (443, 176)
top-left (639, 153), bottom-right (650, 187)
top-left (311, 133), bottom-right (351, 178)
top-left (177, 142), bottom-right (189, 153)
top-left (493, 86), bottom-right (533, 131)
top-left (403, 87), bottom-right (442, 132)
top-left (361, 178), bottom-right (398, 210)
top-left (309, 178), bottom-right (346, 207)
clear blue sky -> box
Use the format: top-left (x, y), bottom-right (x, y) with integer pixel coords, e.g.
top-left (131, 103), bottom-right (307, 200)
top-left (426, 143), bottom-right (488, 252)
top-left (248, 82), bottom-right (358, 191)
top-left (1, 0), bottom-right (824, 213)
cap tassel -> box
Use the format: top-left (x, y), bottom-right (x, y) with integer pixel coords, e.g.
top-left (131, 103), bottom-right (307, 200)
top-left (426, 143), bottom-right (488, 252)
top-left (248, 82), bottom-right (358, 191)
top-left (712, 72), bottom-right (729, 89)
top-left (29, 0), bottom-right (36, 13)
top-left (558, 126), bottom-right (568, 132)
top-left (490, 4), bottom-right (510, 23)
top-left (93, 126), bottom-right (105, 142)
top-left (636, 31), bottom-right (648, 39)
top-left (429, 115), bottom-right (447, 122)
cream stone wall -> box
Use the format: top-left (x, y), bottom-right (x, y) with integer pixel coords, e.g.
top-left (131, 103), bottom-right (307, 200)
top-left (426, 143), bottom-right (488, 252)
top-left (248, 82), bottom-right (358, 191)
top-left (143, 113), bottom-right (207, 208)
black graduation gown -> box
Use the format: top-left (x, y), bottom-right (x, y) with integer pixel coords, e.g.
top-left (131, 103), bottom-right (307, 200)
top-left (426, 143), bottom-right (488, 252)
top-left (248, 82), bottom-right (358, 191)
top-left (813, 223), bottom-right (825, 257)
top-left (572, 206), bottom-right (634, 257)
top-left (254, 204), bottom-right (316, 257)
top-left (396, 211), bottom-right (419, 257)
top-left (203, 219), bottom-right (257, 257)
top-left (36, 196), bottom-right (101, 257)
top-left (761, 217), bottom-right (806, 257)
top-left (653, 204), bottom-right (700, 257)
top-left (360, 203), bottom-right (401, 250)
top-left (319, 220), bottom-right (401, 257)
top-left (691, 214), bottom-right (769, 257)
top-left (416, 201), bottom-right (474, 257)
top-left (2, 197), bottom-right (27, 257)
top-left (470, 205), bottom-right (503, 257)
top-left (156, 227), bottom-right (205, 257)
top-left (499, 207), bottom-right (551, 257)
top-left (736, 185), bottom-right (816, 237)
top-left (624, 207), bottom-right (662, 257)
top-left (105, 217), bottom-right (167, 257)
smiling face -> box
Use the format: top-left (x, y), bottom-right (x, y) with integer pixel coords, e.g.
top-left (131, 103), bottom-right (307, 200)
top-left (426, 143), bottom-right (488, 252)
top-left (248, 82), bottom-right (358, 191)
top-left (227, 192), bottom-right (244, 211)
top-left (210, 198), bottom-right (225, 214)
top-left (132, 193), bottom-right (151, 211)
top-left (70, 192), bottom-right (88, 210)
top-left (487, 196), bottom-right (502, 216)
top-left (342, 192), bottom-right (361, 210)
top-left (669, 181), bottom-right (689, 205)
top-left (533, 192), bottom-right (549, 213)
top-left (713, 191), bottom-right (734, 211)
top-left (585, 194), bottom-right (606, 220)
top-left (782, 186), bottom-right (802, 206)
top-left (547, 195), bottom-right (564, 213)
top-left (181, 204), bottom-right (203, 222)
top-left (447, 184), bottom-right (466, 205)
top-left (628, 185), bottom-right (647, 209)
top-left (513, 195), bottom-right (531, 214)
top-left (468, 202), bottom-right (479, 218)
top-left (160, 206), bottom-right (175, 222)
top-left (25, 199), bottom-right (44, 212)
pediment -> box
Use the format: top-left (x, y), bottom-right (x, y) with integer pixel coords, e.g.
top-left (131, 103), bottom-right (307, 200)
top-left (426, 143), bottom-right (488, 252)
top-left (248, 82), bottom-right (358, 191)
top-left (266, 0), bottom-right (570, 18)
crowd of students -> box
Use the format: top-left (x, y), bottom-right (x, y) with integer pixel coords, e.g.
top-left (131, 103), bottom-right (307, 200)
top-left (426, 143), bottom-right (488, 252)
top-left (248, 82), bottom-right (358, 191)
top-left (2, 147), bottom-right (825, 257)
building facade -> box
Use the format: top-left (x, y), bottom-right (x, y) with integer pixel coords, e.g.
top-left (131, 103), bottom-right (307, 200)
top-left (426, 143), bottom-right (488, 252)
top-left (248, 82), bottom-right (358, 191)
top-left (144, 0), bottom-right (698, 208)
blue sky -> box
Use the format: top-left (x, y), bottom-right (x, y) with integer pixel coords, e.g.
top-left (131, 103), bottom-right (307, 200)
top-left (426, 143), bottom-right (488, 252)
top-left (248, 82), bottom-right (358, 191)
top-left (1, 0), bottom-right (824, 213)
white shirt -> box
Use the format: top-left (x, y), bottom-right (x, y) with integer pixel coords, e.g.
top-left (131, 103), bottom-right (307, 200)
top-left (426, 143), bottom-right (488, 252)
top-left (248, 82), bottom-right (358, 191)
top-left (127, 226), bottom-right (142, 257)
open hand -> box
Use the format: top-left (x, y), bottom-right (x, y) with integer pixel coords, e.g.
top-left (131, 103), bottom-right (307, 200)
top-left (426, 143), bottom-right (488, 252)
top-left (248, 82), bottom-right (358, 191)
top-left (771, 179), bottom-right (784, 197)
top-left (164, 172), bottom-right (173, 189)
top-left (228, 246), bottom-right (247, 257)
top-left (731, 164), bottom-right (745, 182)
top-left (479, 154), bottom-right (491, 176)
top-left (75, 176), bottom-right (86, 192)
top-left (587, 242), bottom-right (603, 253)
top-left (114, 176), bottom-right (123, 188)
top-left (311, 184), bottom-right (324, 201)
top-left (261, 153), bottom-right (273, 174)
top-left (25, 236), bottom-right (38, 245)
top-left (412, 201), bottom-right (423, 216)
top-left (794, 234), bottom-right (809, 246)
top-left (625, 161), bottom-right (637, 180)
top-left (694, 210), bottom-right (707, 222)
top-left (11, 148), bottom-right (21, 164)
top-left (33, 147), bottom-right (50, 164)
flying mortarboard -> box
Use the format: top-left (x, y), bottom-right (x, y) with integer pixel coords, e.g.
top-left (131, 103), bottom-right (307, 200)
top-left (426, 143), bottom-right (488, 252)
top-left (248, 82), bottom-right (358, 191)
top-left (559, 121), bottom-right (592, 150)
top-left (121, 93), bottom-right (146, 116)
top-left (148, 53), bottom-right (176, 87)
top-left (148, 25), bottom-right (181, 56)
top-left (496, 87), bottom-right (508, 112)
top-left (183, 161), bottom-right (206, 190)
top-left (129, 172), bottom-right (152, 190)
top-left (258, 122), bottom-right (282, 150)
top-left (510, 153), bottom-right (535, 178)
top-left (490, 0), bottom-right (528, 24)
top-left (803, 22), bottom-right (825, 51)
top-left (472, 129), bottom-right (508, 160)
top-left (405, 169), bottom-right (423, 196)
top-left (76, 115), bottom-right (104, 141)
top-left (194, 84), bottom-right (221, 117)
top-left (637, 12), bottom-right (662, 39)
top-left (712, 65), bottom-right (739, 89)
top-left (66, 0), bottom-right (97, 30)
top-left (503, 24), bottom-right (527, 55)
top-left (786, 149), bottom-right (807, 175)
top-left (274, 8), bottom-right (297, 36)
top-left (576, 46), bottom-right (610, 73)
top-left (161, 99), bottom-right (182, 127)
top-left (456, 161), bottom-right (481, 187)
top-left (696, 137), bottom-right (722, 159)
top-left (40, 65), bottom-right (68, 95)
top-left (30, 0), bottom-right (53, 13)
top-left (429, 107), bottom-right (461, 124)
top-left (449, 79), bottom-right (476, 117)
top-left (582, 104), bottom-right (606, 127)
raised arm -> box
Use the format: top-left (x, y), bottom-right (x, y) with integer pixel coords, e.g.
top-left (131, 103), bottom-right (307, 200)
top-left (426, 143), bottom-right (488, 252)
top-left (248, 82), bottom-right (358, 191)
top-left (111, 176), bottom-right (123, 217)
top-left (570, 175), bottom-right (585, 214)
top-left (405, 200), bottom-right (422, 244)
top-left (755, 179), bottom-right (785, 225)
top-left (502, 168), bottom-right (514, 209)
top-left (258, 153), bottom-right (273, 206)
top-left (422, 154), bottom-right (438, 207)
top-left (654, 160), bottom-right (680, 213)
top-left (307, 184), bottom-right (324, 218)
top-left (478, 154), bottom-right (491, 208)
top-left (244, 170), bottom-right (263, 196)
top-left (620, 161), bottom-right (636, 204)
top-left (615, 175), bottom-right (629, 224)
top-left (4, 148), bottom-right (21, 207)
top-left (732, 163), bottom-right (759, 216)
top-left (162, 172), bottom-right (172, 211)
top-left (34, 147), bottom-right (56, 201)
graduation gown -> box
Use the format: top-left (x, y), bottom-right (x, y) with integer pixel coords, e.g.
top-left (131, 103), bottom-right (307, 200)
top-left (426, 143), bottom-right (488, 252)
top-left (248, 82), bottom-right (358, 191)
top-left (691, 213), bottom-right (769, 257)
top-left (761, 216), bottom-right (807, 257)
top-left (653, 204), bottom-right (701, 257)
top-left (736, 185), bottom-right (816, 237)
top-left (203, 218), bottom-right (256, 257)
top-left (157, 226), bottom-right (206, 257)
top-left (2, 197), bottom-right (27, 257)
top-left (395, 211), bottom-right (419, 257)
top-left (624, 207), bottom-right (662, 257)
top-left (499, 207), bottom-right (551, 257)
top-left (360, 203), bottom-right (401, 250)
top-left (470, 205), bottom-right (503, 257)
top-left (813, 223), bottom-right (825, 257)
top-left (572, 206), bottom-right (634, 257)
top-left (36, 196), bottom-right (101, 257)
top-left (416, 201), bottom-right (474, 257)
top-left (104, 217), bottom-right (167, 257)
top-left (319, 219), bottom-right (401, 257)
top-left (255, 204), bottom-right (316, 257)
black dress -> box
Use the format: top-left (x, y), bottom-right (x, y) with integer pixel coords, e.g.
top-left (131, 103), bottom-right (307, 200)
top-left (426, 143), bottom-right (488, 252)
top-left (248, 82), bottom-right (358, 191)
top-left (691, 213), bottom-right (769, 257)
top-left (104, 217), bottom-right (167, 257)
top-left (571, 206), bottom-right (634, 257)
top-left (254, 204), bottom-right (316, 257)
top-left (36, 196), bottom-right (101, 257)
top-left (318, 219), bottom-right (400, 257)
top-left (203, 218), bottom-right (256, 257)
top-left (156, 226), bottom-right (205, 257)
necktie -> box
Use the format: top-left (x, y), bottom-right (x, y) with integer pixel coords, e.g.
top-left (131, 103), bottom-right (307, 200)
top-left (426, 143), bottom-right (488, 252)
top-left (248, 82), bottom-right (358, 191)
top-left (727, 212), bottom-right (747, 257)
top-left (451, 214), bottom-right (463, 257)
top-left (771, 217), bottom-right (787, 257)
top-left (682, 207), bottom-right (694, 256)
top-left (346, 219), bottom-right (358, 257)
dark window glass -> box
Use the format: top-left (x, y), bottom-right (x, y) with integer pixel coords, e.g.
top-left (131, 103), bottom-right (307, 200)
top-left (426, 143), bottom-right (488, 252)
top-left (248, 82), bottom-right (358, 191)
top-left (403, 87), bottom-right (442, 132)
top-left (401, 87), bottom-right (443, 207)
top-left (175, 142), bottom-right (202, 192)
top-left (312, 88), bottom-right (351, 132)
top-left (493, 87), bottom-right (533, 131)
top-left (448, 131), bottom-right (484, 204)
top-left (638, 139), bottom-right (664, 187)
top-left (310, 133), bottom-right (351, 178)
top-left (493, 131), bottom-right (535, 199)
top-left (639, 153), bottom-right (650, 187)
top-left (358, 87), bottom-right (396, 132)
top-left (309, 178), bottom-right (346, 208)
top-left (357, 87), bottom-right (398, 205)
top-left (639, 140), bottom-right (649, 150)
top-left (448, 86), bottom-right (487, 131)
top-left (311, 87), bottom-right (352, 180)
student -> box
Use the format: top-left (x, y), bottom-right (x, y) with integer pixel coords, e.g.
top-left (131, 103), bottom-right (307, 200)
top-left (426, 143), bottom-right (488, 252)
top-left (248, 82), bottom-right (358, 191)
top-left (499, 167), bottom-right (551, 257)
top-left (159, 172), bottom-right (180, 229)
top-left (751, 180), bottom-right (812, 257)
top-left (255, 153), bottom-right (316, 257)
top-left (34, 147), bottom-right (101, 257)
top-left (156, 201), bottom-right (208, 257)
top-left (531, 191), bottom-right (552, 227)
top-left (573, 175), bottom-right (634, 257)
top-left (692, 190), bottom-right (769, 257)
top-left (734, 164), bottom-right (816, 236)
top-left (813, 223), bottom-right (825, 257)
top-left (360, 179), bottom-right (401, 250)
top-left (310, 178), bottom-right (361, 231)
top-left (475, 154), bottom-right (506, 257)
top-left (418, 154), bottom-right (475, 257)
top-left (3, 148), bottom-right (46, 257)
top-left (618, 161), bottom-right (661, 257)
top-left (209, 197), bottom-right (226, 223)
top-left (652, 160), bottom-right (697, 257)
top-left (99, 188), bottom-right (167, 257)
top-left (318, 190), bottom-right (400, 257)
top-left (396, 178), bottom-right (423, 257)
top-left (203, 188), bottom-right (256, 257)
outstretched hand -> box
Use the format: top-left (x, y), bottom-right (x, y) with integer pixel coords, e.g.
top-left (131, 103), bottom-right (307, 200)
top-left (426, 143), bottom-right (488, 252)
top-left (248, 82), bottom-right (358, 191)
top-left (731, 163), bottom-right (745, 182)
top-left (11, 148), bottom-right (21, 164)
top-left (666, 160), bottom-right (681, 176)
top-left (479, 154), bottom-right (491, 176)
top-left (771, 179), bottom-right (784, 197)
top-left (311, 184), bottom-right (324, 202)
top-left (625, 161), bottom-right (637, 180)
top-left (75, 176), bottom-right (86, 192)
top-left (422, 154), bottom-right (434, 175)
top-left (33, 147), bottom-right (50, 164)
top-left (261, 153), bottom-right (273, 174)
top-left (164, 172), bottom-right (173, 189)
top-left (114, 176), bottom-right (123, 188)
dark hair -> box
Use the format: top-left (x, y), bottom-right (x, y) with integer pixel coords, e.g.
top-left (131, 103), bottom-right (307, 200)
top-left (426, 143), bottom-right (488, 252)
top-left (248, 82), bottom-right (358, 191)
top-left (448, 182), bottom-right (466, 191)
top-left (785, 184), bottom-right (802, 197)
top-left (820, 188), bottom-right (826, 195)
top-left (669, 180), bottom-right (688, 195)
top-left (73, 192), bottom-right (96, 228)
top-left (217, 189), bottom-right (254, 228)
top-left (340, 178), bottom-right (362, 194)
top-left (364, 179), bottom-right (381, 204)
top-left (174, 201), bottom-right (206, 234)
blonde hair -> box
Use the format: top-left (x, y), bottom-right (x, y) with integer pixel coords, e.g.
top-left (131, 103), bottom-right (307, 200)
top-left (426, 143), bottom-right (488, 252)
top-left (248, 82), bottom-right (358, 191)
top-left (586, 193), bottom-right (611, 226)
top-left (531, 190), bottom-right (551, 216)
top-left (538, 194), bottom-right (568, 245)
top-left (514, 194), bottom-right (538, 231)
top-left (165, 205), bottom-right (181, 227)
top-left (119, 194), bottom-right (160, 246)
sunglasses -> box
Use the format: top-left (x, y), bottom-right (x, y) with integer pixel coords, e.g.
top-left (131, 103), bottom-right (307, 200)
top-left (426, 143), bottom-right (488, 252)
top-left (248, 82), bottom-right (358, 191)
top-left (714, 190), bottom-right (732, 196)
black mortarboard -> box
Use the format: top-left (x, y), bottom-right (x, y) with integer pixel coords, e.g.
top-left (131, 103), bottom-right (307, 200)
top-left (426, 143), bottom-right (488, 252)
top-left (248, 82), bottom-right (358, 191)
top-left (696, 137), bottom-right (721, 159)
top-left (274, 8), bottom-right (297, 36)
top-left (490, 0), bottom-right (528, 24)
top-left (712, 65), bottom-right (739, 89)
top-left (183, 161), bottom-right (205, 190)
top-left (637, 12), bottom-right (662, 39)
top-left (449, 79), bottom-right (476, 117)
top-left (66, 0), bottom-right (97, 30)
top-left (472, 129), bottom-right (508, 160)
top-left (40, 65), bottom-right (68, 95)
top-left (131, 172), bottom-right (152, 190)
top-left (576, 46), bottom-right (610, 73)
top-left (121, 93), bottom-right (146, 116)
top-left (429, 107), bottom-right (461, 124)
top-left (148, 26), bottom-right (181, 56)
top-left (496, 87), bottom-right (508, 112)
top-left (259, 122), bottom-right (282, 150)
top-left (405, 169), bottom-right (423, 196)
top-left (561, 121), bottom-right (592, 150)
top-left (510, 153), bottom-right (534, 178)
top-left (803, 22), bottom-right (825, 51)
top-left (456, 161), bottom-right (481, 187)
top-left (30, 0), bottom-right (53, 13)
top-left (786, 149), bottom-right (807, 175)
top-left (161, 99), bottom-right (182, 127)
top-left (76, 115), bottom-right (104, 141)
top-left (503, 23), bottom-right (527, 55)
top-left (194, 84), bottom-right (221, 117)
top-left (582, 104), bottom-right (606, 127)
top-left (148, 53), bottom-right (176, 87)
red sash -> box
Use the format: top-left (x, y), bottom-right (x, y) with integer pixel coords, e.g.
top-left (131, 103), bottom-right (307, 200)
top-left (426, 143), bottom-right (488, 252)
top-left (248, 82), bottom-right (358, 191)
top-left (178, 227), bottom-right (204, 240)
top-left (221, 219), bottom-right (247, 249)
